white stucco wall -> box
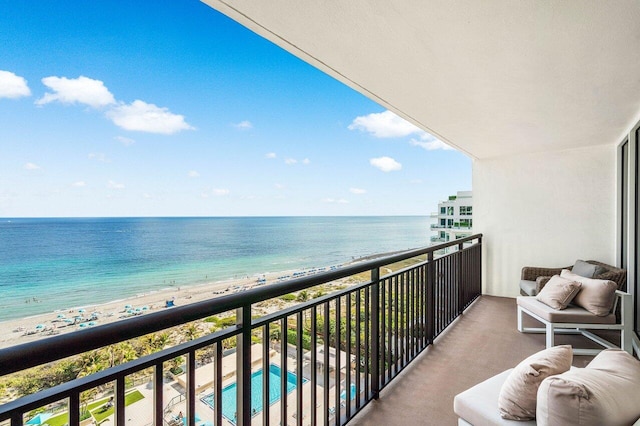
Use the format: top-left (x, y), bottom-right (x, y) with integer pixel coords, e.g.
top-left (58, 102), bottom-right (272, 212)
top-left (474, 144), bottom-right (617, 297)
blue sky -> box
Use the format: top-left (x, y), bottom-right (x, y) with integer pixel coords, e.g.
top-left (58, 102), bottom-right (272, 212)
top-left (0, 1), bottom-right (471, 217)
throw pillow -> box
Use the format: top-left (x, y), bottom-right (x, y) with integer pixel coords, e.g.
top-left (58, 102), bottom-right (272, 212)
top-left (498, 345), bottom-right (573, 420)
top-left (560, 269), bottom-right (617, 316)
top-left (571, 259), bottom-right (606, 278)
top-left (537, 349), bottom-right (640, 426)
top-left (536, 275), bottom-right (581, 310)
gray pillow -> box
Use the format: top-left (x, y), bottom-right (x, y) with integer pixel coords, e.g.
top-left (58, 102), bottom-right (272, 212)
top-left (571, 260), bottom-right (606, 278)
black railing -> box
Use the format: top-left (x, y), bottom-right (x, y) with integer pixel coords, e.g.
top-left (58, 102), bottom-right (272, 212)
top-left (0, 234), bottom-right (482, 426)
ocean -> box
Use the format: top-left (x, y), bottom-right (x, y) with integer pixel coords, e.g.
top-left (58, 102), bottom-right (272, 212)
top-left (0, 216), bottom-right (434, 322)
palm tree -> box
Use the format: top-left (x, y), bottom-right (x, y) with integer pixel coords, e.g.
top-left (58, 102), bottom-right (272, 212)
top-left (76, 351), bottom-right (106, 378)
top-left (108, 342), bottom-right (137, 367)
top-left (182, 323), bottom-right (202, 342)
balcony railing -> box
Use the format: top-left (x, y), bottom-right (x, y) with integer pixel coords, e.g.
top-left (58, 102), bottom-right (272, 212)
top-left (430, 223), bottom-right (472, 230)
top-left (0, 234), bottom-right (482, 426)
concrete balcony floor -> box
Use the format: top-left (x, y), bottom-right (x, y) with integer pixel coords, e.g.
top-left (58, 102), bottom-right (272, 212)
top-left (349, 295), bottom-right (601, 426)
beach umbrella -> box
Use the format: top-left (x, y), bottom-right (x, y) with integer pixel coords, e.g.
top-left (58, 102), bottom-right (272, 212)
top-left (64, 319), bottom-right (74, 323)
top-left (78, 308), bottom-right (86, 313)
top-left (57, 314), bottom-right (65, 318)
top-left (35, 324), bottom-right (44, 329)
top-left (79, 323), bottom-right (87, 328)
top-left (124, 304), bottom-right (132, 309)
top-left (26, 412), bottom-right (52, 424)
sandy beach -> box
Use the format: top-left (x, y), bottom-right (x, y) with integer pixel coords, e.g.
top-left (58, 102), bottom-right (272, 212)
top-left (0, 270), bottom-right (317, 350)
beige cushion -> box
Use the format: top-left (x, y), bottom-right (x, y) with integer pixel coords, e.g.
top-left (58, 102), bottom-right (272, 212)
top-left (537, 349), bottom-right (640, 426)
top-left (517, 297), bottom-right (616, 324)
top-left (454, 369), bottom-right (536, 425)
top-left (560, 269), bottom-right (617, 316)
top-left (535, 275), bottom-right (581, 310)
top-left (498, 345), bottom-right (572, 420)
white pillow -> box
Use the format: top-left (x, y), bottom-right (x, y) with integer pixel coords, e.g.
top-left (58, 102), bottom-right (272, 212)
top-left (536, 275), bottom-right (581, 310)
top-left (498, 345), bottom-right (573, 420)
top-left (537, 349), bottom-right (640, 426)
top-left (560, 269), bottom-right (617, 316)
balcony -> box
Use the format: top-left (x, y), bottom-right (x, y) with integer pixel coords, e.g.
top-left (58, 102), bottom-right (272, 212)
top-left (431, 223), bottom-right (472, 231)
top-left (348, 297), bottom-right (610, 426)
top-left (0, 236), bottom-right (484, 425)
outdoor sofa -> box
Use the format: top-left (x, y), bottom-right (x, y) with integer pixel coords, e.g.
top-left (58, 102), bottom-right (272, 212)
top-left (454, 347), bottom-right (640, 425)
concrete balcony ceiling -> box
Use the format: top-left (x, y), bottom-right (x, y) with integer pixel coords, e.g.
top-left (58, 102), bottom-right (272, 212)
top-left (201, 1), bottom-right (640, 159)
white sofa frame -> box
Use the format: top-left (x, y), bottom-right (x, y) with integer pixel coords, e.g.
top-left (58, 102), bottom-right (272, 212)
top-left (517, 290), bottom-right (633, 356)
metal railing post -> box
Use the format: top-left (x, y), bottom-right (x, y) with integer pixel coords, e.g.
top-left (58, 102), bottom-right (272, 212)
top-left (458, 242), bottom-right (464, 315)
top-left (236, 305), bottom-right (252, 425)
top-left (115, 376), bottom-right (126, 425)
top-left (371, 267), bottom-right (380, 399)
top-left (187, 349), bottom-right (196, 426)
top-left (426, 252), bottom-right (435, 343)
top-left (154, 362), bottom-right (164, 425)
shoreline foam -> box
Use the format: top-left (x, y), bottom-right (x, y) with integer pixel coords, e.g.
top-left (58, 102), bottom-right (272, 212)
top-left (0, 265), bottom-right (346, 350)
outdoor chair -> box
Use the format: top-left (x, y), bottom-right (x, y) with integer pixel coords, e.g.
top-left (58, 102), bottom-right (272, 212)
top-left (519, 260), bottom-right (626, 296)
top-left (517, 262), bottom-right (633, 356)
top-left (517, 289), bottom-right (633, 356)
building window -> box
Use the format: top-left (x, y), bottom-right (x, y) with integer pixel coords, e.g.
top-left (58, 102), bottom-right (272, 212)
top-left (460, 206), bottom-right (472, 215)
top-left (440, 207), bottom-right (446, 214)
top-left (440, 218), bottom-right (446, 226)
top-left (447, 219), bottom-right (453, 227)
top-left (447, 206), bottom-right (454, 215)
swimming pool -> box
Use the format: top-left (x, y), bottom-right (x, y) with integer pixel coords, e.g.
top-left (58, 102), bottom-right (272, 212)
top-left (200, 364), bottom-right (307, 424)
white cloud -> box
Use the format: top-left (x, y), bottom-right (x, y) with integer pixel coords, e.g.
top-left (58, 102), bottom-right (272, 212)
top-left (370, 156), bottom-right (402, 172)
top-left (233, 120), bottom-right (253, 129)
top-left (409, 134), bottom-right (453, 151)
top-left (349, 110), bottom-right (423, 138)
top-left (349, 110), bottom-right (452, 151)
top-left (275, 183), bottom-right (285, 190)
top-left (323, 198), bottom-right (349, 204)
top-left (284, 158), bottom-right (297, 165)
top-left (350, 187), bottom-right (367, 194)
top-left (302, 158), bottom-right (311, 165)
top-left (36, 76), bottom-right (115, 108)
top-left (265, 152), bottom-right (277, 159)
top-left (107, 180), bottom-right (125, 190)
top-left (115, 135), bottom-right (135, 146)
top-left (410, 179), bottom-right (423, 184)
top-left (142, 193), bottom-right (152, 199)
top-left (106, 100), bottom-right (193, 134)
top-left (0, 70), bottom-right (31, 99)
top-left (212, 188), bottom-right (230, 196)
top-left (72, 181), bottom-right (86, 187)
top-left (24, 162), bottom-right (41, 170)
top-left (188, 170), bottom-right (200, 178)
top-left (88, 152), bottom-right (109, 163)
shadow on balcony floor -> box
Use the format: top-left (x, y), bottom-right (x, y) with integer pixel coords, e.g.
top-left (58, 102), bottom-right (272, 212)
top-left (349, 295), bottom-right (601, 426)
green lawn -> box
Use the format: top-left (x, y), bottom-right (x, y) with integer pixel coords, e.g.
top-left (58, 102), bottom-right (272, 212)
top-left (91, 390), bottom-right (145, 422)
top-left (39, 390), bottom-right (145, 426)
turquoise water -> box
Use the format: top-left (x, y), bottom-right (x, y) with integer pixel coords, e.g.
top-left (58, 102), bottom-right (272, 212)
top-left (0, 216), bottom-right (433, 322)
top-left (200, 364), bottom-right (305, 423)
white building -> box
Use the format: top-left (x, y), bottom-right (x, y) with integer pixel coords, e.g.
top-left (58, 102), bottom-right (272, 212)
top-left (431, 191), bottom-right (473, 244)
